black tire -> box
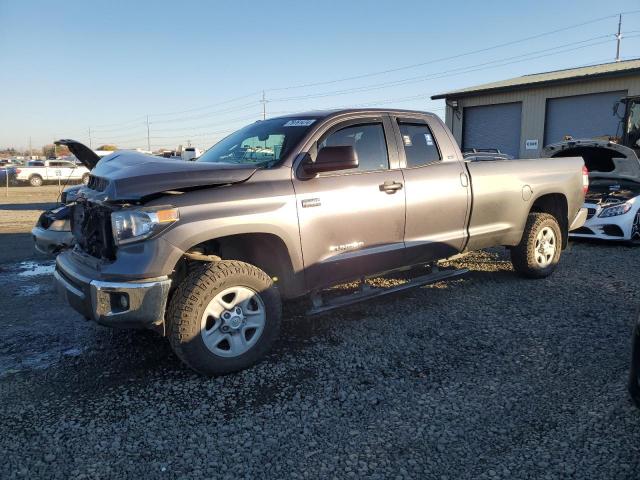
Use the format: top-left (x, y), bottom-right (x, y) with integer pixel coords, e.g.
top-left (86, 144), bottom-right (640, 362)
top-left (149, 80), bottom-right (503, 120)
top-left (167, 260), bottom-right (281, 375)
top-left (510, 212), bottom-right (562, 278)
top-left (81, 173), bottom-right (90, 185)
top-left (29, 175), bottom-right (43, 187)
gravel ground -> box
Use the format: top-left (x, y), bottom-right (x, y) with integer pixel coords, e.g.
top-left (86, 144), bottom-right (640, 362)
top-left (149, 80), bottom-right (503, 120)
top-left (0, 213), bottom-right (639, 478)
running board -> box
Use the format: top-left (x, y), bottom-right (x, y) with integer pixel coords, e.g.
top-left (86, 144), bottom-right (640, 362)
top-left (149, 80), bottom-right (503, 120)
top-left (306, 268), bottom-right (468, 316)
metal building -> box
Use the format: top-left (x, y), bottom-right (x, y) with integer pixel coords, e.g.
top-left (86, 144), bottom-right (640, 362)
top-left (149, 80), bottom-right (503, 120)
top-left (431, 59), bottom-right (640, 158)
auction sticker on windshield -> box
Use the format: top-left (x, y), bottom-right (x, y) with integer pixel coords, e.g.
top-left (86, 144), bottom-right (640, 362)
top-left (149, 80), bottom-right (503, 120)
top-left (283, 119), bottom-right (316, 127)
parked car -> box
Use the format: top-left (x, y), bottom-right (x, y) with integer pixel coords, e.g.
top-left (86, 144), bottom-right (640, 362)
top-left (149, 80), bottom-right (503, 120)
top-left (0, 166), bottom-right (17, 185)
top-left (630, 312), bottom-right (640, 407)
top-left (182, 147), bottom-right (202, 161)
top-left (544, 140), bottom-right (640, 244)
top-left (15, 159), bottom-right (90, 186)
top-left (53, 109), bottom-right (587, 375)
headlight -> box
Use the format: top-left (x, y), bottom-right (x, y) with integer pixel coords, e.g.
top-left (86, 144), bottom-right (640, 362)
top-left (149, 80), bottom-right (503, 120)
top-left (49, 219), bottom-right (70, 232)
top-left (111, 206), bottom-right (179, 245)
top-left (598, 202), bottom-right (632, 218)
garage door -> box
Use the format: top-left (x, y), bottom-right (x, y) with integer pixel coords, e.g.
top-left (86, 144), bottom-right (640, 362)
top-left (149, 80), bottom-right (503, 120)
top-left (544, 90), bottom-right (627, 145)
top-left (462, 102), bottom-right (522, 157)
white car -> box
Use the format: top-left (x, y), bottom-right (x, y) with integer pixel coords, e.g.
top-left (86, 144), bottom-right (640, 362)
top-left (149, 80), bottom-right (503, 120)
top-left (545, 140), bottom-right (640, 244)
top-left (15, 159), bottom-right (90, 187)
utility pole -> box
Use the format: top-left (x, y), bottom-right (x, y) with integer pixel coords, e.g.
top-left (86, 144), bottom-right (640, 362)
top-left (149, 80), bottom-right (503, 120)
top-left (261, 90), bottom-right (267, 120)
top-left (88, 127), bottom-right (92, 149)
top-left (146, 115), bottom-right (151, 151)
top-left (29, 136), bottom-right (32, 158)
top-left (615, 13), bottom-right (622, 62)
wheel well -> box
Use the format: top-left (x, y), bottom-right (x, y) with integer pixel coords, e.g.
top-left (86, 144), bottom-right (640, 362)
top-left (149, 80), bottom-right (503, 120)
top-left (176, 233), bottom-right (296, 297)
top-left (529, 193), bottom-right (568, 248)
top-left (29, 173), bottom-right (42, 179)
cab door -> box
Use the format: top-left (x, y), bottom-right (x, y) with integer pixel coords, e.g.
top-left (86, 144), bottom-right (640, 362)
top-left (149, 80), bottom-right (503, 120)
top-left (391, 115), bottom-right (470, 265)
top-left (293, 115), bottom-right (406, 291)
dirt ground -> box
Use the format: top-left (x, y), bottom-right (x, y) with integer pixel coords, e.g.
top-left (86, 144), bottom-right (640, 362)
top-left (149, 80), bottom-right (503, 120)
top-left (0, 185), bottom-right (62, 263)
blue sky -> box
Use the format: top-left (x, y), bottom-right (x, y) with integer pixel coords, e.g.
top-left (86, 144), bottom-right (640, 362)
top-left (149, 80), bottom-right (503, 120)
top-left (1, 0), bottom-right (639, 150)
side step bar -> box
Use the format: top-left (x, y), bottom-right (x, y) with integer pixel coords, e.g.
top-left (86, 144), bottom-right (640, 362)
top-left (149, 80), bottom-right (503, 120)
top-left (306, 267), bottom-right (468, 316)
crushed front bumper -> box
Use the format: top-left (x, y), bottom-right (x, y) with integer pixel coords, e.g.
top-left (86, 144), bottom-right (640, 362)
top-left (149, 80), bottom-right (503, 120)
top-left (54, 251), bottom-right (171, 329)
top-left (32, 226), bottom-right (74, 255)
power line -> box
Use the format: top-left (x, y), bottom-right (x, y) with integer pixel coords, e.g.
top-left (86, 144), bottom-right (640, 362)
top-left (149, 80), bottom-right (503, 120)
top-left (270, 36), bottom-right (616, 102)
top-left (267, 10), bottom-right (640, 92)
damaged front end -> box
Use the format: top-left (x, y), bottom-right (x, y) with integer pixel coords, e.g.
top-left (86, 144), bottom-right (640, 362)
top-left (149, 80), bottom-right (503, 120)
top-left (71, 199), bottom-right (118, 260)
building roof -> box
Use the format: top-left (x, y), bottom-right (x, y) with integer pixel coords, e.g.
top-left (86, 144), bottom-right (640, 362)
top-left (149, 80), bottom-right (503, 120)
top-left (431, 58), bottom-right (640, 100)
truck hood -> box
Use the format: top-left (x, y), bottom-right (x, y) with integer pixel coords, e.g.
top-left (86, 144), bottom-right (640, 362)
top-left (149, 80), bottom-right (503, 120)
top-left (54, 139), bottom-right (101, 169)
top-left (86, 151), bottom-right (258, 201)
top-left (543, 139), bottom-right (640, 181)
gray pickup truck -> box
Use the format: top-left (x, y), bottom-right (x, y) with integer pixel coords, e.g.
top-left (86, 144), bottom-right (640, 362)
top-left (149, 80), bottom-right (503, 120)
top-left (54, 109), bottom-right (587, 375)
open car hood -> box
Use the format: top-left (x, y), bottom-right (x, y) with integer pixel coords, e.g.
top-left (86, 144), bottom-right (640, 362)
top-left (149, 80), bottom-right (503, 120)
top-left (543, 139), bottom-right (640, 181)
top-left (86, 150), bottom-right (257, 201)
top-left (54, 139), bottom-right (101, 170)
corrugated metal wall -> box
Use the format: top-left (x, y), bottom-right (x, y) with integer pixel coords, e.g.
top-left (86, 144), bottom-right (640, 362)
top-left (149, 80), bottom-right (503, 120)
top-left (544, 90), bottom-right (627, 144)
top-left (446, 75), bottom-right (640, 158)
top-left (462, 103), bottom-right (522, 156)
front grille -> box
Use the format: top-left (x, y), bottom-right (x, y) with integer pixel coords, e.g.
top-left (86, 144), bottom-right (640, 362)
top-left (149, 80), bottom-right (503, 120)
top-left (586, 208), bottom-right (596, 220)
top-left (87, 175), bottom-right (108, 192)
top-left (71, 201), bottom-right (115, 259)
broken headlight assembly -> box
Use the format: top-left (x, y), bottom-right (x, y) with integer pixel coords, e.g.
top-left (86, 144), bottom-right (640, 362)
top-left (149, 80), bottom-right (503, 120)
top-left (598, 202), bottom-right (632, 218)
top-left (111, 206), bottom-right (179, 245)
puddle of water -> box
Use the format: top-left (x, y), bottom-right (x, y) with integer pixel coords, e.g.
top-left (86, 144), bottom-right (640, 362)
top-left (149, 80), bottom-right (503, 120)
top-left (16, 261), bottom-right (55, 277)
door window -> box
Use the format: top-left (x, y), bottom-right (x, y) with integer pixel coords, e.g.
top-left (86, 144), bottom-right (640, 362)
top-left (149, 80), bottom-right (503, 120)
top-left (318, 123), bottom-right (388, 172)
top-left (398, 123), bottom-right (441, 167)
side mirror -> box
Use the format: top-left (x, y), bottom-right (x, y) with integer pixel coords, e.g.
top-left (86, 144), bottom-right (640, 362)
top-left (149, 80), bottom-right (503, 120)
top-left (302, 146), bottom-right (358, 176)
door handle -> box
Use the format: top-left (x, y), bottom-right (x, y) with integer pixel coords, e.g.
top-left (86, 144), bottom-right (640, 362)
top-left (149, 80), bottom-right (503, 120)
top-left (379, 180), bottom-right (403, 193)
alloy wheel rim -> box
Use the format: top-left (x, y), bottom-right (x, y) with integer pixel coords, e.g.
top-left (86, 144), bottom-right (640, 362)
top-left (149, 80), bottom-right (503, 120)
top-left (534, 227), bottom-right (556, 267)
top-left (200, 286), bottom-right (266, 358)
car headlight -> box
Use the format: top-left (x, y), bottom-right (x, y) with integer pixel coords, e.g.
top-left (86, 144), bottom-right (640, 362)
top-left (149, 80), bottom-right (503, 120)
top-left (49, 219), bottom-right (70, 232)
top-left (598, 202), bottom-right (632, 218)
top-left (111, 206), bottom-right (179, 245)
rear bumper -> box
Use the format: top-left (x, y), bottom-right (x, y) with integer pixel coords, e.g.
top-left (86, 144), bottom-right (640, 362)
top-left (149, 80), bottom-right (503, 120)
top-left (54, 251), bottom-right (171, 329)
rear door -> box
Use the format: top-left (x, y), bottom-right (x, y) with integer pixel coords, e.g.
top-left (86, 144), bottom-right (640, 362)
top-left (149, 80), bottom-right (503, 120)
top-left (391, 115), bottom-right (470, 264)
top-left (293, 115), bottom-right (406, 290)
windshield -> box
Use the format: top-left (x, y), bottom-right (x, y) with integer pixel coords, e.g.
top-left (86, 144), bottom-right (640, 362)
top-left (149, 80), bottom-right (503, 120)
top-left (197, 117), bottom-right (318, 167)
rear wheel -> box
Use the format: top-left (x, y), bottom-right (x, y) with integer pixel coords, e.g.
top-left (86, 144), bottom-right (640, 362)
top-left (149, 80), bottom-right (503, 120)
top-left (29, 175), bottom-right (43, 187)
top-left (167, 260), bottom-right (281, 375)
top-left (511, 213), bottom-right (562, 278)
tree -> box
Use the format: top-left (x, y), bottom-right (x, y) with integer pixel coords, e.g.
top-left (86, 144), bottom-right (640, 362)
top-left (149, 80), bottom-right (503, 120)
top-left (97, 144), bottom-right (118, 151)
top-left (41, 144), bottom-right (70, 158)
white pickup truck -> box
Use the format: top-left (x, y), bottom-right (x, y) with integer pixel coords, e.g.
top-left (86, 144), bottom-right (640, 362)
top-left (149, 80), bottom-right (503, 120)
top-left (15, 160), bottom-right (90, 186)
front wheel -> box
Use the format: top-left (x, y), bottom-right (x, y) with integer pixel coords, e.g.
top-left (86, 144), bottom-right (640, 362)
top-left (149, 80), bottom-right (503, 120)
top-left (510, 212), bottom-right (562, 278)
top-left (167, 260), bottom-right (281, 375)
